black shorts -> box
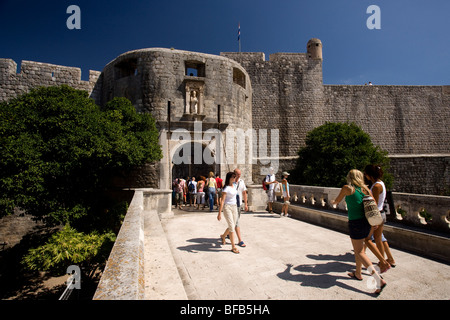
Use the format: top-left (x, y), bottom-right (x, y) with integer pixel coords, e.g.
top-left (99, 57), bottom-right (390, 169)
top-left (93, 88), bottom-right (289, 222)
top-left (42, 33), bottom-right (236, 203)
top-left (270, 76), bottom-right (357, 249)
top-left (348, 218), bottom-right (371, 240)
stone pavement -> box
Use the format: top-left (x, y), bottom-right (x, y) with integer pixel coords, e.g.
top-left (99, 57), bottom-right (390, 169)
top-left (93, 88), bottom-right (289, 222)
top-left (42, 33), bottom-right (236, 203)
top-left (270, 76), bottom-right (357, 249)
top-left (161, 207), bottom-right (450, 300)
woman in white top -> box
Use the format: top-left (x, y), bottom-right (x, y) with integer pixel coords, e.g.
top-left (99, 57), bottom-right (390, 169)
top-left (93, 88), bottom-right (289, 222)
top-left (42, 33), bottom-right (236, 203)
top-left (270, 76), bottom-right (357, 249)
top-left (364, 165), bottom-right (396, 267)
top-left (217, 172), bottom-right (239, 254)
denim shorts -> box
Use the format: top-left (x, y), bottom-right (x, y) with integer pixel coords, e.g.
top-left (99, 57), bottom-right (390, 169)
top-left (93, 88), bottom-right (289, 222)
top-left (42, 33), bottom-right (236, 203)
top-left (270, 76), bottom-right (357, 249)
top-left (348, 218), bottom-right (371, 240)
top-left (370, 233), bottom-right (387, 242)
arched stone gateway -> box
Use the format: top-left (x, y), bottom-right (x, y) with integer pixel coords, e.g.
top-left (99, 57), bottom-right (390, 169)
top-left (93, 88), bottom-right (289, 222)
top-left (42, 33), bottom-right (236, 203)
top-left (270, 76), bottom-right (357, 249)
top-left (171, 142), bottom-right (217, 181)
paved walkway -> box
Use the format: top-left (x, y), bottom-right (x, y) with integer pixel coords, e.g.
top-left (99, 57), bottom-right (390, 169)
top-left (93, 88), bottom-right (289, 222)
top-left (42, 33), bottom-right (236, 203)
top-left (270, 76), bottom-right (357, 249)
top-left (161, 207), bottom-right (450, 300)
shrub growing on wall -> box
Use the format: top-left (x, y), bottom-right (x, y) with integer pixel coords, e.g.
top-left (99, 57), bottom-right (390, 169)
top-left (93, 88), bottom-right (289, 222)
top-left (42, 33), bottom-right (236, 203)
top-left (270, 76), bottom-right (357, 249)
top-left (291, 122), bottom-right (393, 189)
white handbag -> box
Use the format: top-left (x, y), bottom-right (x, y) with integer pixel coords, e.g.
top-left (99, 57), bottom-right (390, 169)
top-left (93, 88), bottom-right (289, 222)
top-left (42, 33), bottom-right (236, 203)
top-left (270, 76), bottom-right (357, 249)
top-left (363, 196), bottom-right (383, 226)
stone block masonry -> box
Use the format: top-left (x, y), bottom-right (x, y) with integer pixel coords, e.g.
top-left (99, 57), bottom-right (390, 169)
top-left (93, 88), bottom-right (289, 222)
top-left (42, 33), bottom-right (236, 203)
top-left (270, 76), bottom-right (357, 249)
top-left (323, 85), bottom-right (450, 155)
top-left (221, 51), bottom-right (324, 160)
top-left (222, 46), bottom-right (449, 194)
top-left (389, 154), bottom-right (450, 195)
top-left (0, 58), bottom-right (101, 102)
top-left (221, 53), bottom-right (449, 157)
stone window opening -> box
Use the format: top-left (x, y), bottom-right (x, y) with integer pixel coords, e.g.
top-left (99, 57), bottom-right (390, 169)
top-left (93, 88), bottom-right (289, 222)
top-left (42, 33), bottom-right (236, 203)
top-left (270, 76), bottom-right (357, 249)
top-left (167, 101), bottom-right (171, 123)
top-left (114, 58), bottom-right (138, 80)
top-left (185, 61), bottom-right (205, 77)
top-left (187, 68), bottom-right (198, 77)
top-left (233, 67), bottom-right (246, 89)
top-left (307, 43), bottom-right (320, 49)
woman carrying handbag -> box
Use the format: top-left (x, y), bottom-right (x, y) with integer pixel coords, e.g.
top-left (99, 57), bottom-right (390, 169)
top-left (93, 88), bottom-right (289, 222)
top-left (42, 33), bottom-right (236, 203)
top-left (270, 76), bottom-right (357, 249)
top-left (332, 169), bottom-right (387, 295)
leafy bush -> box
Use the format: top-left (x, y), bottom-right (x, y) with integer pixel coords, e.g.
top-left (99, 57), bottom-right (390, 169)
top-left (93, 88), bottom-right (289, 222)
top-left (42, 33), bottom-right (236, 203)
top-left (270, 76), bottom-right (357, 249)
top-left (0, 85), bottom-right (161, 225)
top-left (291, 122), bottom-right (393, 188)
top-left (21, 225), bottom-right (115, 275)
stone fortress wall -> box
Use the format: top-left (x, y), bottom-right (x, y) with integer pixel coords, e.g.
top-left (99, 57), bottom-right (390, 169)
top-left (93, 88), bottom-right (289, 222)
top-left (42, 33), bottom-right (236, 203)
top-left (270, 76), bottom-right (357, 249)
top-left (221, 49), bottom-right (325, 182)
top-left (1, 39), bottom-right (449, 194)
top-left (222, 39), bottom-right (450, 195)
top-left (323, 85), bottom-right (449, 155)
top-left (0, 58), bottom-right (101, 102)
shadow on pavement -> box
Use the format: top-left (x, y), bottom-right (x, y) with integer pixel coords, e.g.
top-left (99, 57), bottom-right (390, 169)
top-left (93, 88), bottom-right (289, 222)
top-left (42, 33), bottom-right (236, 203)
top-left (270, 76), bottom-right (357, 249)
top-left (277, 252), bottom-right (377, 297)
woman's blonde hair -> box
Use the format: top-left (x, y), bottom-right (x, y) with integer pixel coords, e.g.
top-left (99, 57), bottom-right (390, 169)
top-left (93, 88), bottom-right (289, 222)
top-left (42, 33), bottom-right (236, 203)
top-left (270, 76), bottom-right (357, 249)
top-left (209, 171), bottom-right (215, 178)
top-left (346, 169), bottom-right (370, 193)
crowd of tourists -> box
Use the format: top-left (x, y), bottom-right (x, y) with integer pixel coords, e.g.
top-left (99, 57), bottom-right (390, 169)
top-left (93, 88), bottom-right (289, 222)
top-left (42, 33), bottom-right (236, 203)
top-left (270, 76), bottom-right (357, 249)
top-left (172, 164), bottom-right (394, 295)
top-left (172, 172), bottom-right (225, 212)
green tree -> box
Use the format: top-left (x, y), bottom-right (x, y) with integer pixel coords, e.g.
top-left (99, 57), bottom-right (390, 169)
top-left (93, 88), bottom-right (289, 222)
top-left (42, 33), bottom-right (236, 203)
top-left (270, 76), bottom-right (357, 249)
top-left (0, 85), bottom-right (162, 273)
top-left (0, 85), bottom-right (161, 224)
top-left (291, 122), bottom-right (392, 188)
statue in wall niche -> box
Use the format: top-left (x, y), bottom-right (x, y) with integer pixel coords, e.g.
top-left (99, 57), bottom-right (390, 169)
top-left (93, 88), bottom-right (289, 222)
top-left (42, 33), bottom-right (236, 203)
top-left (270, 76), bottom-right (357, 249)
top-left (184, 82), bottom-right (204, 116)
top-left (190, 90), bottom-right (198, 114)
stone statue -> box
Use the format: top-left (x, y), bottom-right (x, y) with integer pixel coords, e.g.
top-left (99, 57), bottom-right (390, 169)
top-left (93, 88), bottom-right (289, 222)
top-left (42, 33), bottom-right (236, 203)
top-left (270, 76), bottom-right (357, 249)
top-left (189, 90), bottom-right (198, 114)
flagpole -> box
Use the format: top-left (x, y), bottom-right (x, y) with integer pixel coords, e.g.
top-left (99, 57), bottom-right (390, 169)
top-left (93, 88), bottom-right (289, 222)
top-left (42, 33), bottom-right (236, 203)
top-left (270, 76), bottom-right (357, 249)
top-left (238, 22), bottom-right (241, 53)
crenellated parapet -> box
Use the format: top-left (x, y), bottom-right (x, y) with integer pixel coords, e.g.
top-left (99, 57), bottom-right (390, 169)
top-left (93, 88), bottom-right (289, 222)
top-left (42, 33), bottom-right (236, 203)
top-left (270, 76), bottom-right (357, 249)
top-left (0, 58), bottom-right (101, 102)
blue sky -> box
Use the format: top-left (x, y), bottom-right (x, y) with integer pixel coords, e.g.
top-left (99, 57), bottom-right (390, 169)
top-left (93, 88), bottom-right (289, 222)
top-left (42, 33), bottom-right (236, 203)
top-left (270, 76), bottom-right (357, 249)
top-left (1, 0), bottom-right (449, 85)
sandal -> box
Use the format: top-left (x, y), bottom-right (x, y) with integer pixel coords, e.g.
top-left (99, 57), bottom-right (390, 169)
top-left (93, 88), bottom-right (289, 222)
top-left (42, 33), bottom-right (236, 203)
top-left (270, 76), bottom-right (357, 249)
top-left (238, 241), bottom-right (246, 247)
top-left (380, 263), bottom-right (391, 274)
top-left (220, 234), bottom-right (226, 245)
top-left (231, 247), bottom-right (240, 254)
top-left (386, 260), bottom-right (396, 268)
top-left (374, 282), bottom-right (387, 296)
top-left (348, 272), bottom-right (363, 281)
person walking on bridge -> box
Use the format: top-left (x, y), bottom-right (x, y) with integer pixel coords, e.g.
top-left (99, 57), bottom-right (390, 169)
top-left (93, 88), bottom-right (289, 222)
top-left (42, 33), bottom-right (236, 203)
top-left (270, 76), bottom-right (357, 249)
top-left (217, 172), bottom-right (240, 254)
top-left (332, 169), bottom-right (387, 295)
top-left (364, 164), bottom-right (396, 268)
top-left (281, 171), bottom-right (290, 217)
top-left (234, 168), bottom-right (248, 248)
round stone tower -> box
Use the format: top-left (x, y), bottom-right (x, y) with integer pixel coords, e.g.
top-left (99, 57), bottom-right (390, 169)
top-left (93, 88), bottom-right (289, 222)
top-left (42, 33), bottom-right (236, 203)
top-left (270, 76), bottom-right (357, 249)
top-left (307, 38), bottom-right (323, 60)
top-left (99, 48), bottom-right (253, 189)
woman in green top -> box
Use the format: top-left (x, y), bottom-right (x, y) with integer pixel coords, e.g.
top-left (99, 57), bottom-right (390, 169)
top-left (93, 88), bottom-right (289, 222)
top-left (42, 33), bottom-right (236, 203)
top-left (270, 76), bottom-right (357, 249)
top-left (332, 169), bottom-right (387, 295)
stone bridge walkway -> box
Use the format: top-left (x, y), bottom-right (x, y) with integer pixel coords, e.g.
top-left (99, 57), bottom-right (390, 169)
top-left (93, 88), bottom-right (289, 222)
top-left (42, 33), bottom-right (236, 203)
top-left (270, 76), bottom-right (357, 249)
top-left (146, 206), bottom-right (450, 300)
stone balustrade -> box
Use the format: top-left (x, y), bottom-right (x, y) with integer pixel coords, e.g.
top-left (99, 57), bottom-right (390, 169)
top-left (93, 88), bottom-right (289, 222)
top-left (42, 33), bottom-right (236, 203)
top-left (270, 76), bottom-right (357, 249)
top-left (266, 184), bottom-right (450, 263)
top-left (390, 192), bottom-right (450, 232)
top-left (287, 185), bottom-right (450, 234)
